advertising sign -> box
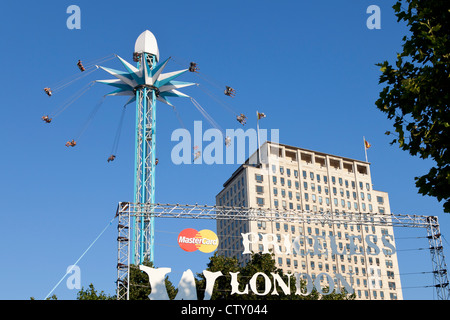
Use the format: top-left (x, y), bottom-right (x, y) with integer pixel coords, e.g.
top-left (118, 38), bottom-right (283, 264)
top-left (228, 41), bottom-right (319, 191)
top-left (178, 228), bottom-right (219, 253)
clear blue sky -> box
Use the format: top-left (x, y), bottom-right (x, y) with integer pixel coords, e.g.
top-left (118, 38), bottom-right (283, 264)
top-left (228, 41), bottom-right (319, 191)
top-left (0, 0), bottom-right (448, 300)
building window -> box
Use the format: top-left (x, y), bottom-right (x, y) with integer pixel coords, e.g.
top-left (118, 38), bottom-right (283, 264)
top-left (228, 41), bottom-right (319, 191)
top-left (388, 282), bottom-right (396, 290)
top-left (255, 174), bottom-right (263, 182)
top-left (357, 165), bottom-right (368, 175)
top-left (256, 197), bottom-right (264, 206)
top-left (280, 166), bottom-right (284, 174)
top-left (256, 186), bottom-right (264, 194)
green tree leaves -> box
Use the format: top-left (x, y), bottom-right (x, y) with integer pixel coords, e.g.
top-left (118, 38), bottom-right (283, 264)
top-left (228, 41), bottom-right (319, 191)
top-left (376, 0), bottom-right (450, 212)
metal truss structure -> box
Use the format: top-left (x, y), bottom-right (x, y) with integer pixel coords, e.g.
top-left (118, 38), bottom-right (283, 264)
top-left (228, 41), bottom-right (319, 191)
top-left (115, 202), bottom-right (450, 300)
top-left (426, 216), bottom-right (449, 300)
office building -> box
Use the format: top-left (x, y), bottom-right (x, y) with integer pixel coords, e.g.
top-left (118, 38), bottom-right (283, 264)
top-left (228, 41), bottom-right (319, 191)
top-left (215, 141), bottom-right (403, 300)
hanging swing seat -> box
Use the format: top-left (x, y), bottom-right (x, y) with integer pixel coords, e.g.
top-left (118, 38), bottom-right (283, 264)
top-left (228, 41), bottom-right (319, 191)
top-left (77, 60), bottom-right (85, 72)
top-left (41, 115), bottom-right (52, 123)
top-left (44, 88), bottom-right (52, 97)
top-left (65, 140), bottom-right (77, 147)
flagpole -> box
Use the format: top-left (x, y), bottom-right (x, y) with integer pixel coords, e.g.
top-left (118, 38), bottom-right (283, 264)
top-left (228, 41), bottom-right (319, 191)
top-left (363, 136), bottom-right (368, 162)
top-left (257, 110), bottom-right (261, 167)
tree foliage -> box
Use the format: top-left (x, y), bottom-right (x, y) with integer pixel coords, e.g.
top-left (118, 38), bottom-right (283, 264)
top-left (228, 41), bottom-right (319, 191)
top-left (77, 283), bottom-right (115, 300)
top-left (376, 0), bottom-right (450, 212)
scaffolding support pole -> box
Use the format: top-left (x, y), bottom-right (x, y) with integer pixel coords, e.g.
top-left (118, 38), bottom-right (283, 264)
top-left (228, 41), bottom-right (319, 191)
top-left (116, 202), bottom-right (131, 300)
top-left (426, 216), bottom-right (450, 300)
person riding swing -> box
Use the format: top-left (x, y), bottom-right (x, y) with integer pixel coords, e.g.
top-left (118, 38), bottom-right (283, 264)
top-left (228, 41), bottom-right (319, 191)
top-left (41, 115), bottom-right (52, 123)
top-left (189, 62), bottom-right (199, 73)
top-left (77, 60), bottom-right (85, 72)
top-left (236, 113), bottom-right (247, 125)
top-left (44, 88), bottom-right (52, 97)
top-left (224, 86), bottom-right (236, 97)
top-left (65, 139), bottom-right (77, 147)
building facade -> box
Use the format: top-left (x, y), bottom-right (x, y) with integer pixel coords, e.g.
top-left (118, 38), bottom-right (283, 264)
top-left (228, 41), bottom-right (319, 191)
top-left (215, 141), bottom-right (403, 300)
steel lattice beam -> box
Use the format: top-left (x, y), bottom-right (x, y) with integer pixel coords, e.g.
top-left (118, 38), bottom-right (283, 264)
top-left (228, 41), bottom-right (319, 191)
top-left (115, 202), bottom-right (450, 300)
top-left (117, 202), bottom-right (435, 227)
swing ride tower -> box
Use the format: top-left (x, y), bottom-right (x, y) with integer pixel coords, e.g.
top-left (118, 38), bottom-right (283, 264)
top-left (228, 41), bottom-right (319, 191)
top-left (96, 31), bottom-right (195, 264)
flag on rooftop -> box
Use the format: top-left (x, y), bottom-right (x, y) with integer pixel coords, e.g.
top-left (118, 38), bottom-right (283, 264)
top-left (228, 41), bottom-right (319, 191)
top-left (257, 111), bottom-right (266, 120)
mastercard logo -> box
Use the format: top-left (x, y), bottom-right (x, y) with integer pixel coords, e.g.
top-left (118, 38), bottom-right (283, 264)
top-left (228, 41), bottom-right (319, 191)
top-left (177, 228), bottom-right (219, 253)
